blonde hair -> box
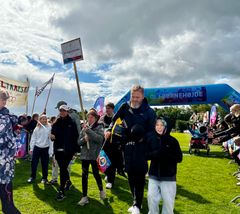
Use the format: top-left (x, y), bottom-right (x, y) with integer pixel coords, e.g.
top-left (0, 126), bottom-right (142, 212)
top-left (39, 114), bottom-right (47, 119)
top-left (131, 85), bottom-right (144, 94)
top-left (0, 89), bottom-right (10, 100)
top-left (230, 104), bottom-right (240, 117)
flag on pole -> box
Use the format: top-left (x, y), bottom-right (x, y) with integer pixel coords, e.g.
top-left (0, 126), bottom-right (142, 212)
top-left (35, 74), bottom-right (55, 97)
top-left (97, 149), bottom-right (111, 173)
top-left (210, 105), bottom-right (217, 127)
top-left (93, 96), bottom-right (105, 116)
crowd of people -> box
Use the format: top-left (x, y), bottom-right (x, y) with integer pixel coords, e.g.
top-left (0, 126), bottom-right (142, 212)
top-left (1, 83), bottom-right (240, 213)
top-left (213, 104), bottom-right (240, 186)
top-left (188, 104), bottom-right (240, 190)
top-left (15, 85), bottom-right (240, 213)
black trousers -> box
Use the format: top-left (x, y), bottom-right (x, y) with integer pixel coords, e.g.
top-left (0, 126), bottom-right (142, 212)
top-left (127, 172), bottom-right (146, 209)
top-left (104, 142), bottom-right (125, 184)
top-left (31, 146), bottom-right (49, 179)
top-left (82, 160), bottom-right (103, 197)
top-left (55, 151), bottom-right (73, 192)
top-left (105, 165), bottom-right (116, 184)
top-left (0, 182), bottom-right (21, 214)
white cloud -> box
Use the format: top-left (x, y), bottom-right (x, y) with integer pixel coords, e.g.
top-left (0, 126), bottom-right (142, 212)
top-left (1, 0), bottom-right (240, 116)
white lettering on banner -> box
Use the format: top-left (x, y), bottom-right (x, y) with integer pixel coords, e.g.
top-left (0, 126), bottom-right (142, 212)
top-left (161, 90), bottom-right (204, 100)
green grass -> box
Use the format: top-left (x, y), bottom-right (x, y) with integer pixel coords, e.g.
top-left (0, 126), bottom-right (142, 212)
top-left (1, 133), bottom-right (240, 213)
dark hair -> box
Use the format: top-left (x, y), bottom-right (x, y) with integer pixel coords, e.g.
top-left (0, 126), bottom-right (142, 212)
top-left (32, 113), bottom-right (39, 120)
top-left (106, 102), bottom-right (115, 109)
top-left (18, 115), bottom-right (28, 124)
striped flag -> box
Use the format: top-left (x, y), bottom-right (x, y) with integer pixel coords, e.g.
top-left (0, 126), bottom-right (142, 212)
top-left (35, 74), bottom-right (55, 97)
top-left (93, 96), bottom-right (105, 116)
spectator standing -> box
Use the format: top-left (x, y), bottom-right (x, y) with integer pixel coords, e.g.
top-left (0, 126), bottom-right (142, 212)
top-left (0, 89), bottom-right (21, 214)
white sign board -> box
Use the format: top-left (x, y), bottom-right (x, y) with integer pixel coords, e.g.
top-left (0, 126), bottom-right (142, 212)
top-left (61, 38), bottom-right (83, 64)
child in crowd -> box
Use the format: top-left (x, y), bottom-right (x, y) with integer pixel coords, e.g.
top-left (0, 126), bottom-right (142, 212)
top-left (77, 109), bottom-right (106, 206)
top-left (27, 114), bottom-right (52, 184)
top-left (146, 117), bottom-right (182, 214)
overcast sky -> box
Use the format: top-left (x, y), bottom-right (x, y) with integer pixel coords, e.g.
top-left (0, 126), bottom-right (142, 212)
top-left (0, 0), bottom-right (240, 116)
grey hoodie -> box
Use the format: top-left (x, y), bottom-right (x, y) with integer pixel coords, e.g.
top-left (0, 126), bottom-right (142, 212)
top-left (79, 122), bottom-right (104, 160)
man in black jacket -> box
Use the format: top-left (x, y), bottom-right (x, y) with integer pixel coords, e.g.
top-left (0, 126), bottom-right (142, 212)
top-left (105, 85), bottom-right (156, 214)
top-left (51, 105), bottom-right (79, 201)
top-left (146, 117), bottom-right (182, 214)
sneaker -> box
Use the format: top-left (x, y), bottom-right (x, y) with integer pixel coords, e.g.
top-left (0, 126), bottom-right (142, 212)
top-left (237, 182), bottom-right (240, 186)
top-left (27, 177), bottom-right (35, 183)
top-left (77, 196), bottom-right (89, 206)
top-left (49, 179), bottom-right (58, 185)
top-left (65, 180), bottom-right (72, 191)
top-left (41, 179), bottom-right (49, 184)
top-left (128, 206), bottom-right (134, 213)
top-left (100, 190), bottom-right (106, 200)
top-left (132, 206), bottom-right (140, 214)
top-left (56, 190), bottom-right (66, 201)
top-left (106, 182), bottom-right (112, 189)
top-left (104, 176), bottom-right (108, 182)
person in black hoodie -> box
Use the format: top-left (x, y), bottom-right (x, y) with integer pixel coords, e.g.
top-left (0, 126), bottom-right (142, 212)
top-left (105, 85), bottom-right (156, 214)
top-left (146, 117), bottom-right (182, 214)
top-left (100, 102), bottom-right (126, 189)
top-left (51, 105), bottom-right (79, 201)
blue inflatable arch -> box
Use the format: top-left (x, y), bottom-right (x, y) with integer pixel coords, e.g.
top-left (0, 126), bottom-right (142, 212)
top-left (115, 84), bottom-right (240, 112)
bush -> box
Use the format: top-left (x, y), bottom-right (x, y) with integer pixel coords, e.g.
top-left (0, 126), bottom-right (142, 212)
top-left (176, 120), bottom-right (188, 132)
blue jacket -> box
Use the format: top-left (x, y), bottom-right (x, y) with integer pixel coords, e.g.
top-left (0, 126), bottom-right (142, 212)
top-left (0, 107), bottom-right (18, 184)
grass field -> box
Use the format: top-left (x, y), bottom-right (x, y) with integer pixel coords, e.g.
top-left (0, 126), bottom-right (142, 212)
top-left (1, 133), bottom-right (240, 214)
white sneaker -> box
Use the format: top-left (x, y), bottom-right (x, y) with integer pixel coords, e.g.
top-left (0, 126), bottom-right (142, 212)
top-left (100, 190), bottom-right (106, 200)
top-left (132, 206), bottom-right (140, 214)
top-left (128, 206), bottom-right (134, 213)
top-left (106, 182), bottom-right (112, 189)
top-left (77, 197), bottom-right (89, 206)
